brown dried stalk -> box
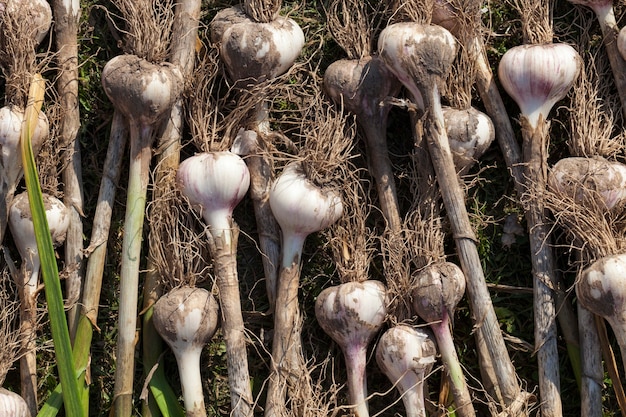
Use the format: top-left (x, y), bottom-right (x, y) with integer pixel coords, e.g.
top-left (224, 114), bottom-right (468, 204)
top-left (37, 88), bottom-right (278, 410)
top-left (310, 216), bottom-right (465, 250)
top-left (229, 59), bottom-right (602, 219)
top-left (51, 0), bottom-right (84, 336)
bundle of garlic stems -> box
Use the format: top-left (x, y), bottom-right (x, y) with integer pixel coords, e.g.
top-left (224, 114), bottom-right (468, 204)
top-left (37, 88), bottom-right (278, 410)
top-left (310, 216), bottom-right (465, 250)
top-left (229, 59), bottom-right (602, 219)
top-left (50, 0), bottom-right (84, 335)
top-left (101, 2), bottom-right (183, 415)
top-left (140, 1), bottom-right (202, 414)
top-left (545, 35), bottom-right (626, 415)
top-left (0, 0), bottom-right (50, 247)
top-left (317, 158), bottom-right (387, 417)
top-left (210, 0), bottom-right (303, 312)
top-left (378, 21), bottom-right (527, 413)
top-left (0, 3), bottom-right (53, 414)
top-left (323, 0), bottom-right (403, 234)
top-left (498, 1), bottom-right (582, 414)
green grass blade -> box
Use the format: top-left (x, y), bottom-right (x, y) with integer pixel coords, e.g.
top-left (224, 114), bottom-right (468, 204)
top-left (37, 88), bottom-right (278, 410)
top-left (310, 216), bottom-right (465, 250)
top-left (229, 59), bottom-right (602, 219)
top-left (149, 359), bottom-right (185, 417)
top-left (21, 74), bottom-right (83, 417)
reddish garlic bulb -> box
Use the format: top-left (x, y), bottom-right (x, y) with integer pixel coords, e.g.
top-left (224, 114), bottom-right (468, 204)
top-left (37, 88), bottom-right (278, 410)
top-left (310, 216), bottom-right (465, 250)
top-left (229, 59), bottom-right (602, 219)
top-left (315, 280), bottom-right (388, 417)
top-left (210, 6), bottom-right (304, 84)
top-left (177, 151), bottom-right (250, 244)
top-left (376, 325), bottom-right (437, 417)
top-left (548, 157), bottom-right (626, 210)
top-left (498, 44), bottom-right (581, 129)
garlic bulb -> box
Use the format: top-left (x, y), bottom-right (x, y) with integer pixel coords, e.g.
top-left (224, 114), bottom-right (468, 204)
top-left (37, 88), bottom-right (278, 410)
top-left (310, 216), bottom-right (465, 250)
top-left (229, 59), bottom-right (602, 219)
top-left (0, 105), bottom-right (49, 193)
top-left (443, 106), bottom-right (495, 173)
top-left (498, 44), bottom-right (582, 129)
top-left (269, 161), bottom-right (343, 267)
top-left (376, 325), bottom-right (437, 417)
top-left (315, 280), bottom-right (388, 417)
top-left (548, 157), bottom-right (626, 210)
top-left (378, 22), bottom-right (457, 110)
top-left (0, 388), bottom-right (31, 417)
top-left (177, 151), bottom-right (250, 242)
top-left (577, 253), bottom-right (626, 375)
top-left (152, 287), bottom-right (219, 417)
top-left (210, 5), bottom-right (304, 84)
top-left (9, 192), bottom-right (70, 288)
top-left (101, 55), bottom-right (183, 128)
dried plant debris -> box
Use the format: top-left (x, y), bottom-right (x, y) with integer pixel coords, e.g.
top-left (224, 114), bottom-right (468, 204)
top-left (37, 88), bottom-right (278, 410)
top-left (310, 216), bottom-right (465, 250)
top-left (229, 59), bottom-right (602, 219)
top-left (325, 0), bottom-right (377, 58)
top-left (0, 270), bottom-right (21, 385)
top-left (511, 0), bottom-right (553, 44)
top-left (325, 159), bottom-right (375, 283)
top-left (387, 0), bottom-right (434, 24)
top-left (147, 183), bottom-right (212, 290)
top-left (110, 0), bottom-right (174, 62)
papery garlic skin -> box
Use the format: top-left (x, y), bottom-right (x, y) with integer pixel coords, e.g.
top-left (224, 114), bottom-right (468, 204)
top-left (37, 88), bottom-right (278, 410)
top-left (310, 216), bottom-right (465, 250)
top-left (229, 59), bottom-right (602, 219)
top-left (376, 325), bottom-right (437, 417)
top-left (548, 157), bottom-right (626, 210)
top-left (153, 287), bottom-right (219, 417)
top-left (413, 262), bottom-right (466, 324)
top-left (0, 106), bottom-right (49, 191)
top-left (0, 388), bottom-right (31, 417)
top-left (210, 6), bottom-right (305, 83)
top-left (269, 162), bottom-right (343, 267)
top-left (101, 55), bottom-right (184, 127)
top-left (443, 106), bottom-right (495, 173)
top-left (177, 151), bottom-right (250, 239)
top-left (315, 280), bottom-right (388, 348)
top-left (498, 44), bottom-right (582, 130)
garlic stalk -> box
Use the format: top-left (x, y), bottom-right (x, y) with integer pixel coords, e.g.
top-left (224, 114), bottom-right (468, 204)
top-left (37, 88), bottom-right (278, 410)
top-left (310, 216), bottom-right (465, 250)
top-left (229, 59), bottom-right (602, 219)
top-left (266, 161), bottom-right (343, 416)
top-left (51, 0), bottom-right (83, 333)
top-left (499, 43), bottom-right (581, 417)
top-left (412, 262), bottom-right (475, 417)
top-left (315, 280), bottom-right (388, 417)
top-left (152, 287), bottom-right (219, 417)
top-left (323, 56), bottom-right (403, 233)
top-left (177, 151), bottom-right (253, 416)
top-left (8, 191), bottom-right (70, 415)
top-left (378, 22), bottom-right (522, 411)
top-left (102, 53), bottom-right (183, 416)
top-left (375, 325), bottom-right (437, 417)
